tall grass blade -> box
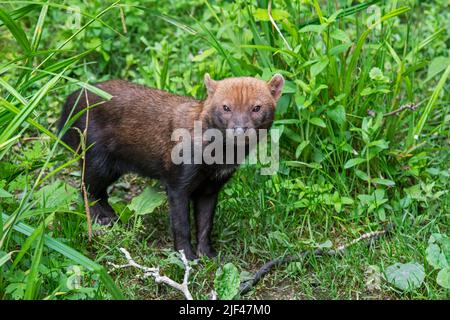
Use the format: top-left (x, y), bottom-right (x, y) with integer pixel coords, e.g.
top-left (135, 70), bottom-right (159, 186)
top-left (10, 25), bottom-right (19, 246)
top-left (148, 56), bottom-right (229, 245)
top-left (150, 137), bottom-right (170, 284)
top-left (343, 6), bottom-right (410, 110)
top-left (0, 7), bottom-right (31, 54)
top-left (30, 3), bottom-right (48, 52)
top-left (2, 213), bottom-right (125, 299)
top-left (412, 64), bottom-right (450, 144)
top-left (24, 221), bottom-right (45, 299)
top-left (0, 4), bottom-right (38, 27)
top-left (0, 70), bottom-right (65, 149)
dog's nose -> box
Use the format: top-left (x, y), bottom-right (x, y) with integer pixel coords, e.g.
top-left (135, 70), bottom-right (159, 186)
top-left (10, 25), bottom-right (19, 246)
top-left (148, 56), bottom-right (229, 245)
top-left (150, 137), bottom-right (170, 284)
top-left (233, 127), bottom-right (248, 135)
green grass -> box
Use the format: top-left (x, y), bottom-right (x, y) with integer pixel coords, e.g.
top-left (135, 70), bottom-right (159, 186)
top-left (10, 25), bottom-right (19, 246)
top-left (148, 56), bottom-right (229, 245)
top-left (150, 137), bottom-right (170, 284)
top-left (0, 0), bottom-right (449, 300)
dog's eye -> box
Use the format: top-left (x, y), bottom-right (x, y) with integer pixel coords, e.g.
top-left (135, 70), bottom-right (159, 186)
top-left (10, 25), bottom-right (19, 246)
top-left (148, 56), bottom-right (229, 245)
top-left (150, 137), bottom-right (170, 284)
top-left (252, 105), bottom-right (261, 112)
top-left (223, 105), bottom-right (231, 112)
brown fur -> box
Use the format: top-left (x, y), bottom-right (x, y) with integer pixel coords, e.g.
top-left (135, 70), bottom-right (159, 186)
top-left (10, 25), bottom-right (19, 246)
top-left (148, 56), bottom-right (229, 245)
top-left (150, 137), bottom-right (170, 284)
top-left (59, 74), bottom-right (284, 259)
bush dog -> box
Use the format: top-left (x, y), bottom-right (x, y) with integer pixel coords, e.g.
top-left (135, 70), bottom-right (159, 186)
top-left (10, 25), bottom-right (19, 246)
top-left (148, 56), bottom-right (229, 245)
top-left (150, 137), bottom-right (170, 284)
top-left (59, 74), bottom-right (284, 259)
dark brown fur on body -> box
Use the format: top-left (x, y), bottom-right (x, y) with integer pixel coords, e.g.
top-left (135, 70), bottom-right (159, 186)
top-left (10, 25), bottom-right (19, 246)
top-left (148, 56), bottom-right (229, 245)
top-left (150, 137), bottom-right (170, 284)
top-left (59, 74), bottom-right (284, 259)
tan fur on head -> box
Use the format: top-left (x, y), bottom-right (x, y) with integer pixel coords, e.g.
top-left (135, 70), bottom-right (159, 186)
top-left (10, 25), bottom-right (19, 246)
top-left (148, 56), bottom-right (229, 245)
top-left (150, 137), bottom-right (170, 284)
top-left (202, 74), bottom-right (285, 131)
top-left (204, 74), bottom-right (284, 101)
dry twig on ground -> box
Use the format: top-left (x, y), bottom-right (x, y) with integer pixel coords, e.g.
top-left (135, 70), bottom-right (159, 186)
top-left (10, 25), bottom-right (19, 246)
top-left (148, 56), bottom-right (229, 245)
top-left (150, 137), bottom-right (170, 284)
top-left (367, 102), bottom-right (422, 118)
top-left (109, 248), bottom-right (218, 300)
top-left (239, 224), bottom-right (393, 295)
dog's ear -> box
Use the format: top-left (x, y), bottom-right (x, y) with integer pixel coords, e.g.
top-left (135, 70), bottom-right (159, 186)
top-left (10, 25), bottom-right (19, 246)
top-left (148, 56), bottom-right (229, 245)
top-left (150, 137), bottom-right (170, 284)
top-left (204, 73), bottom-right (218, 96)
top-left (267, 74), bottom-right (285, 101)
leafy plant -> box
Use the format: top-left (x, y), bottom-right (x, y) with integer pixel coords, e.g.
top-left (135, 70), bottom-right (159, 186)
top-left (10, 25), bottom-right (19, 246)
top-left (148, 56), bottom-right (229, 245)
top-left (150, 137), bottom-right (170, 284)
top-left (214, 262), bottom-right (240, 300)
top-left (384, 262), bottom-right (425, 291)
top-left (127, 187), bottom-right (166, 216)
top-left (0, 0), bottom-right (448, 300)
top-left (426, 233), bottom-right (450, 289)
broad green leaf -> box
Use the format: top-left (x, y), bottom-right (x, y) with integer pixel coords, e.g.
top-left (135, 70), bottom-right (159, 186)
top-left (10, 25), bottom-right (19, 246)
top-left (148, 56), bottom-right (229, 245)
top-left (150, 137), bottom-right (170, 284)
top-left (327, 105), bottom-right (346, 125)
top-left (341, 197), bottom-right (354, 205)
top-left (436, 268), bottom-right (450, 289)
top-left (373, 189), bottom-right (386, 201)
top-left (372, 178), bottom-right (395, 186)
top-left (344, 158), bottom-right (365, 169)
top-left (358, 194), bottom-right (373, 206)
top-left (6, 281), bottom-right (26, 299)
top-left (385, 262), bottom-right (425, 291)
top-left (431, 234), bottom-right (450, 261)
top-left (253, 8), bottom-right (290, 21)
top-left (295, 141), bottom-right (309, 159)
top-left (299, 24), bottom-right (326, 33)
top-left (361, 87), bottom-right (376, 96)
top-left (369, 67), bottom-right (387, 81)
top-left (128, 187), bottom-right (166, 215)
top-left (405, 185), bottom-right (424, 201)
top-left (283, 127), bottom-right (303, 143)
top-left (0, 251), bottom-right (13, 267)
top-left (192, 48), bottom-right (216, 62)
top-left (330, 29), bottom-right (350, 43)
top-left (368, 139), bottom-right (389, 149)
top-left (311, 57), bottom-right (329, 77)
top-left (329, 43), bottom-right (352, 56)
top-left (0, 187), bottom-right (13, 198)
top-left (377, 207), bottom-right (386, 221)
top-left (426, 233), bottom-right (450, 269)
top-left (426, 243), bottom-right (448, 270)
top-left (283, 80), bottom-right (297, 93)
top-left (425, 56), bottom-right (450, 82)
top-left (309, 117), bottom-right (326, 128)
top-left (355, 169), bottom-right (369, 181)
top-left (112, 201), bottom-right (134, 223)
top-left (34, 180), bottom-right (78, 210)
top-left (214, 263), bottom-right (240, 300)
top-left (426, 234), bottom-right (450, 289)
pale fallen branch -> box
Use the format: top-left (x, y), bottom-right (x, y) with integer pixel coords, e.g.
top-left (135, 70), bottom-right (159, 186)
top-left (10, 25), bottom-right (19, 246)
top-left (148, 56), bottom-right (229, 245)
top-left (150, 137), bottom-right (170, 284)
top-left (239, 224), bottom-right (393, 295)
top-left (109, 248), bottom-right (217, 300)
top-left (368, 102), bottom-right (422, 118)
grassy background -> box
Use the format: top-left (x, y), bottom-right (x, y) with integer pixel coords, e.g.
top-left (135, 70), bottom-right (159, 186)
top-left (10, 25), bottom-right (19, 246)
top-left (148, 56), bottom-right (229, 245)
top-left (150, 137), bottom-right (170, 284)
top-left (0, 0), bottom-right (449, 300)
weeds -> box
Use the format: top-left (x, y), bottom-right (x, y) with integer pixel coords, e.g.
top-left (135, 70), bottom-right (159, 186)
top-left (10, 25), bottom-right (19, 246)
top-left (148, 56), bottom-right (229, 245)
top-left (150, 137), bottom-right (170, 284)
top-left (0, 0), bottom-right (448, 299)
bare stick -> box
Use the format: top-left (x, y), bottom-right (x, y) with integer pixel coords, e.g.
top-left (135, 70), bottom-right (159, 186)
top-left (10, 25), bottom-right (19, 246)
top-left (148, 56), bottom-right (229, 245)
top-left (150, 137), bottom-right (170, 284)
top-left (81, 183), bottom-right (92, 241)
top-left (329, 228), bottom-right (389, 253)
top-left (80, 88), bottom-right (92, 241)
top-left (239, 224), bottom-right (392, 295)
top-left (109, 248), bottom-right (194, 300)
top-left (368, 102), bottom-right (422, 118)
top-left (119, 6), bottom-right (127, 34)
